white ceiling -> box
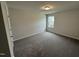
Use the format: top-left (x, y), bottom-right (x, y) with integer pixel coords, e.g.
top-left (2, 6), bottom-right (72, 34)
top-left (7, 1), bottom-right (79, 14)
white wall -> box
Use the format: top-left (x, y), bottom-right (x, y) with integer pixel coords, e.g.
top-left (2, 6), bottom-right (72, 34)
top-left (8, 8), bottom-right (46, 41)
top-left (47, 9), bottom-right (79, 40)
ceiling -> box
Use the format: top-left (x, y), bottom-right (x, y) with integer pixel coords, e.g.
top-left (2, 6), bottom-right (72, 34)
top-left (7, 1), bottom-right (79, 14)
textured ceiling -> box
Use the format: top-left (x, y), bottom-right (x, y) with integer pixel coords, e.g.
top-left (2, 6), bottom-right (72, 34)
top-left (7, 1), bottom-right (79, 14)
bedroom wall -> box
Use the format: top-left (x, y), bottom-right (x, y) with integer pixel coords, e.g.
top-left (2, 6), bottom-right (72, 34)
top-left (48, 9), bottom-right (79, 40)
top-left (8, 8), bottom-right (46, 41)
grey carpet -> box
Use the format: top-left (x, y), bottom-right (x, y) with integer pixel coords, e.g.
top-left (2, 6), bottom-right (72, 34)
top-left (14, 32), bottom-right (79, 57)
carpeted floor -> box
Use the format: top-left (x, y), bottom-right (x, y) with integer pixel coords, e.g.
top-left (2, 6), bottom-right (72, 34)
top-left (14, 32), bottom-right (79, 57)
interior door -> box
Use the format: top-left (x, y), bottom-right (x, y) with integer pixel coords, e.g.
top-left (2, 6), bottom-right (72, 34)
top-left (1, 2), bottom-right (14, 57)
top-left (0, 3), bottom-right (11, 57)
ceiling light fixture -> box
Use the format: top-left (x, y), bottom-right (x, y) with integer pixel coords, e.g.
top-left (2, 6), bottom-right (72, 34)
top-left (41, 4), bottom-right (53, 11)
top-left (44, 6), bottom-right (50, 10)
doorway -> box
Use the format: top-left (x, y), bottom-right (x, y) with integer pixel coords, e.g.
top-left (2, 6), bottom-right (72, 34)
top-left (1, 2), bottom-right (14, 57)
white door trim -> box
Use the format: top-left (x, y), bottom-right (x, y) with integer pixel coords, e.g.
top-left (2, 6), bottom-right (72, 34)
top-left (0, 2), bottom-right (14, 57)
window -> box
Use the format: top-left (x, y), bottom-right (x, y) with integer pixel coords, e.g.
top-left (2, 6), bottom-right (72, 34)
top-left (48, 16), bottom-right (55, 28)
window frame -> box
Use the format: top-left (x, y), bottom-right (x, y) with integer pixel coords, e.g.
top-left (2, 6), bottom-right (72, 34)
top-left (46, 14), bottom-right (55, 31)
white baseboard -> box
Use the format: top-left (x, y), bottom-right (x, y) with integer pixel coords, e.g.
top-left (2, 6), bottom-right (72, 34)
top-left (13, 31), bottom-right (44, 42)
top-left (13, 30), bottom-right (79, 42)
top-left (52, 31), bottom-right (79, 40)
